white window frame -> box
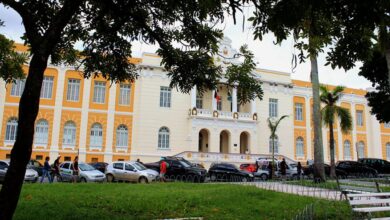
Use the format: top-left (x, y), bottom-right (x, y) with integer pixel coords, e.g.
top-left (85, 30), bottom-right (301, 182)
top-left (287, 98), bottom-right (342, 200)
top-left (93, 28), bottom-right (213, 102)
top-left (40, 76), bottom-right (54, 99)
top-left (269, 98), bottom-right (278, 118)
top-left (384, 122), bottom-right (390, 128)
top-left (5, 117), bottom-right (18, 143)
top-left (116, 124), bottom-right (128, 148)
top-left (386, 143), bottom-right (390, 161)
top-left (90, 123), bottom-right (103, 149)
top-left (295, 103), bottom-right (303, 121)
top-left (67, 78), bottom-right (80, 102)
top-left (119, 84), bottom-right (131, 106)
top-left (296, 137), bottom-right (304, 157)
top-left (34, 119), bottom-right (49, 145)
top-left (158, 127), bottom-right (170, 149)
top-left (358, 141), bottom-right (365, 158)
top-left (344, 140), bottom-right (351, 160)
top-left (196, 93), bottom-right (203, 109)
top-left (93, 81), bottom-right (106, 104)
top-left (217, 96), bottom-right (223, 111)
top-left (356, 110), bottom-right (364, 126)
top-left (159, 86), bottom-right (171, 108)
top-left (10, 79), bottom-right (26, 97)
top-left (63, 121), bottom-right (76, 148)
top-left (269, 137), bottom-right (278, 154)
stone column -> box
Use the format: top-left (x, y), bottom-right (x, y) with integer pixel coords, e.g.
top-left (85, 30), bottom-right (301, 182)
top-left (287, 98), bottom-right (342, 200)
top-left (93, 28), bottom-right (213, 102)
top-left (232, 87), bottom-right (237, 113)
top-left (305, 95), bottom-right (312, 160)
top-left (104, 84), bottom-right (117, 163)
top-left (250, 99), bottom-right (256, 114)
top-left (191, 86), bottom-right (197, 108)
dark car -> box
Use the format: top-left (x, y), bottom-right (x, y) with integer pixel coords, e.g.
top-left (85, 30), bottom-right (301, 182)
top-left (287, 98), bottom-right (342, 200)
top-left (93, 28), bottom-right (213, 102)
top-left (144, 156), bottom-right (207, 182)
top-left (0, 160), bottom-right (8, 182)
top-left (336, 161), bottom-right (378, 177)
top-left (358, 158), bottom-right (390, 175)
top-left (208, 163), bottom-right (254, 182)
top-left (303, 164), bottom-right (348, 178)
top-left (89, 162), bottom-right (108, 173)
top-left (27, 159), bottom-right (44, 176)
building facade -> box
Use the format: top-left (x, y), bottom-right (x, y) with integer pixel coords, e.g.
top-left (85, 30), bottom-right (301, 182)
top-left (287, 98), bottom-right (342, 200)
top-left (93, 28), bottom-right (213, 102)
top-left (1, 39), bottom-right (390, 167)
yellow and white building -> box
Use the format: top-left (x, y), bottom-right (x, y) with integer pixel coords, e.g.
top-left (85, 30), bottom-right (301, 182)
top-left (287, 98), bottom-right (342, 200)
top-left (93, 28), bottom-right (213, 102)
top-left (1, 38), bottom-right (390, 167)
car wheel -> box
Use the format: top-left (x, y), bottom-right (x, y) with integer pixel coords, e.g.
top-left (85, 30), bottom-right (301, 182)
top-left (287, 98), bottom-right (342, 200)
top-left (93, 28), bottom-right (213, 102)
top-left (80, 177), bottom-right (87, 183)
top-left (260, 173), bottom-right (268, 181)
top-left (210, 174), bottom-right (217, 182)
top-left (242, 177), bottom-right (248, 182)
top-left (139, 177), bottom-right (148, 184)
top-left (106, 174), bottom-right (115, 183)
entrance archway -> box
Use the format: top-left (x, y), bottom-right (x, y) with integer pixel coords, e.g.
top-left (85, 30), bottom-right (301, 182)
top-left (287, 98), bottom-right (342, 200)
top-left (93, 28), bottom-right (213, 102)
top-left (219, 130), bottom-right (230, 153)
top-left (198, 129), bottom-right (209, 153)
top-left (240, 132), bottom-right (250, 154)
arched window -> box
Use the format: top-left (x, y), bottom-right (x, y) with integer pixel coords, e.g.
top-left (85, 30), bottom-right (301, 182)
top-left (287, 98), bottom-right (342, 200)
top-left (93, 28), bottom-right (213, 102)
top-left (296, 137), bottom-right (304, 157)
top-left (116, 125), bottom-right (128, 147)
top-left (5, 117), bottom-right (18, 142)
top-left (386, 143), bottom-right (390, 161)
top-left (344, 140), bottom-right (351, 160)
top-left (34, 119), bottom-right (49, 144)
top-left (63, 121), bottom-right (76, 146)
top-left (90, 123), bottom-right (103, 148)
top-left (358, 141), bottom-right (365, 158)
top-left (269, 136), bottom-right (278, 154)
top-left (158, 127), bottom-right (170, 149)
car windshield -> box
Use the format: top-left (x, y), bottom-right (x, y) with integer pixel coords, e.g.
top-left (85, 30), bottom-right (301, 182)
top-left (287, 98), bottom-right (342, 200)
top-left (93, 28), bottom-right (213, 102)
top-left (179, 161), bottom-right (191, 168)
top-left (79, 163), bottom-right (95, 171)
top-left (133, 162), bottom-right (147, 171)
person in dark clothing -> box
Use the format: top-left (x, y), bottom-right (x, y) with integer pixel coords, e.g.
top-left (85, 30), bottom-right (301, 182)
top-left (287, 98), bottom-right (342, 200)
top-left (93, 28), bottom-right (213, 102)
top-left (72, 156), bottom-right (79, 183)
top-left (40, 156), bottom-right (52, 183)
top-left (280, 158), bottom-right (287, 179)
top-left (255, 160), bottom-right (259, 172)
top-left (267, 162), bottom-right (273, 180)
top-left (136, 158), bottom-right (144, 165)
top-left (53, 155), bottom-right (61, 181)
top-left (297, 162), bottom-right (302, 180)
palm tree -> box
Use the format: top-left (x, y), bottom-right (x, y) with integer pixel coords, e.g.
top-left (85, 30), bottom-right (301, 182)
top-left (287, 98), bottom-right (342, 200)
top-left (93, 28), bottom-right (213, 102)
top-left (267, 115), bottom-right (288, 179)
top-left (320, 85), bottom-right (352, 178)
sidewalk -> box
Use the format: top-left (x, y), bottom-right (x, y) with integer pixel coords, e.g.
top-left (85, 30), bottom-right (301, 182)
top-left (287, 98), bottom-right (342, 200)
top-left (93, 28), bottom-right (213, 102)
top-left (235, 182), bottom-right (342, 200)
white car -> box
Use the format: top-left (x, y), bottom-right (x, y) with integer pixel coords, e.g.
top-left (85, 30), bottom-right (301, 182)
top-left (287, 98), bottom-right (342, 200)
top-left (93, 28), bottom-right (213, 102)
top-left (106, 161), bottom-right (158, 183)
top-left (59, 162), bottom-right (105, 182)
top-left (0, 160), bottom-right (39, 183)
top-left (256, 158), bottom-right (303, 179)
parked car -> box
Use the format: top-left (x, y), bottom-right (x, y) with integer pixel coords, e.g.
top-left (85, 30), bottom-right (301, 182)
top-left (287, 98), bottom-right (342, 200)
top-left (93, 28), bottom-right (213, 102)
top-left (256, 158), bottom-right (302, 179)
top-left (239, 163), bottom-right (269, 180)
top-left (240, 163), bottom-right (257, 173)
top-left (144, 156), bottom-right (207, 182)
top-left (89, 162), bottom-right (108, 173)
top-left (336, 161), bottom-right (378, 177)
top-left (303, 164), bottom-right (348, 178)
top-left (0, 160), bottom-right (39, 183)
top-left (59, 162), bottom-right (105, 182)
top-left (27, 159), bottom-right (44, 176)
top-left (208, 163), bottom-right (254, 182)
top-left (105, 161), bottom-right (158, 183)
top-left (358, 158), bottom-right (390, 175)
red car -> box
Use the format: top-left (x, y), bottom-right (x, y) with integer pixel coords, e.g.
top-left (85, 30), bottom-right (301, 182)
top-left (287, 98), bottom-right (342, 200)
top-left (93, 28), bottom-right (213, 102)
top-left (240, 163), bottom-right (257, 173)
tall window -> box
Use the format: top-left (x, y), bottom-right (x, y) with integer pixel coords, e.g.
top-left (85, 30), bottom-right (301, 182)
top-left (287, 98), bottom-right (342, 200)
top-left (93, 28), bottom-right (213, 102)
top-left (295, 103), bottom-right (303, 121)
top-left (385, 122), bottom-right (390, 128)
top-left (10, 79), bottom-right (26, 97)
top-left (196, 93), bottom-right (203, 109)
top-left (160, 86), bottom-right (171, 107)
top-left (34, 119), bottom-right (49, 145)
top-left (386, 143), bottom-right (390, 161)
top-left (5, 118), bottom-right (18, 142)
top-left (116, 125), bottom-right (128, 147)
top-left (90, 123), bottom-right (103, 148)
top-left (63, 121), bottom-right (76, 146)
top-left (158, 127), bottom-right (170, 149)
top-left (67, 79), bottom-right (80, 101)
top-left (93, 81), bottom-right (106, 103)
top-left (344, 140), bottom-right (351, 160)
top-left (40, 76), bottom-right (54, 99)
top-left (269, 98), bottom-right (278, 118)
top-left (358, 141), bottom-right (365, 158)
top-left (269, 136), bottom-right (278, 153)
top-left (119, 84), bottom-right (131, 105)
top-left (296, 137), bottom-right (304, 157)
top-left (356, 110), bottom-right (364, 126)
top-left (217, 96), bottom-right (222, 111)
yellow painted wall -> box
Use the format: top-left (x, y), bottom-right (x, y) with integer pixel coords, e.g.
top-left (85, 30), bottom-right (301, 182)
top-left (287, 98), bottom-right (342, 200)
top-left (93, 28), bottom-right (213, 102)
top-left (58, 110), bottom-right (82, 150)
top-left (86, 154), bottom-right (104, 163)
top-left (63, 70), bottom-right (84, 108)
top-left (89, 75), bottom-right (109, 110)
top-left (112, 155), bottom-right (130, 161)
top-left (355, 104), bottom-right (366, 132)
top-left (87, 113), bottom-right (107, 152)
top-left (115, 81), bottom-right (135, 112)
top-left (293, 96), bottom-right (306, 127)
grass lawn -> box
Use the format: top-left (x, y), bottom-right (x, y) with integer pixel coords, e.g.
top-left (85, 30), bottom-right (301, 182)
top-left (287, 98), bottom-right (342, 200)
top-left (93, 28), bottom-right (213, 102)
top-left (14, 183), bottom-right (351, 220)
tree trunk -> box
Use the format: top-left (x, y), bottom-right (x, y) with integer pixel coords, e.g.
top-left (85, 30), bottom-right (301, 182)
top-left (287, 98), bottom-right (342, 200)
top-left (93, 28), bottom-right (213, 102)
top-left (0, 54), bottom-right (48, 219)
top-left (329, 121), bottom-right (336, 178)
top-left (310, 52), bottom-right (326, 183)
top-left (271, 135), bottom-right (275, 179)
top-left (385, 49), bottom-right (390, 89)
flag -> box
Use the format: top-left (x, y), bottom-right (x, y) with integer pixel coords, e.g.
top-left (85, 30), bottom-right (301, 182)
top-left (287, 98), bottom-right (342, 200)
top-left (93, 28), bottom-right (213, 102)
top-left (214, 89), bottom-right (220, 102)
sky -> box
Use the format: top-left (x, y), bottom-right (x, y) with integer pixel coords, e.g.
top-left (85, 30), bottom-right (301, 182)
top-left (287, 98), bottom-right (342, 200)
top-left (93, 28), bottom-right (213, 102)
top-left (0, 5), bottom-right (372, 90)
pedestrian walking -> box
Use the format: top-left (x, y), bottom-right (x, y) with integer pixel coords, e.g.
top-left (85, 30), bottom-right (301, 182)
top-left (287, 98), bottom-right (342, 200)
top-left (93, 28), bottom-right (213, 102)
top-left (40, 156), bottom-right (52, 183)
top-left (297, 162), bottom-right (302, 180)
top-left (159, 159), bottom-right (167, 182)
top-left (268, 162), bottom-right (273, 180)
top-left (280, 158), bottom-right (287, 180)
top-left (136, 158), bottom-right (144, 165)
top-left (53, 155), bottom-right (61, 182)
top-left (72, 156), bottom-right (79, 183)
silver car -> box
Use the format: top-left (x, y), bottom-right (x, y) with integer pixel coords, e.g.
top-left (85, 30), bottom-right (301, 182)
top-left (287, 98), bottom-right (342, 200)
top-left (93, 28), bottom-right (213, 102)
top-left (106, 161), bottom-right (158, 183)
top-left (59, 162), bottom-right (105, 182)
top-left (0, 160), bottom-right (39, 183)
